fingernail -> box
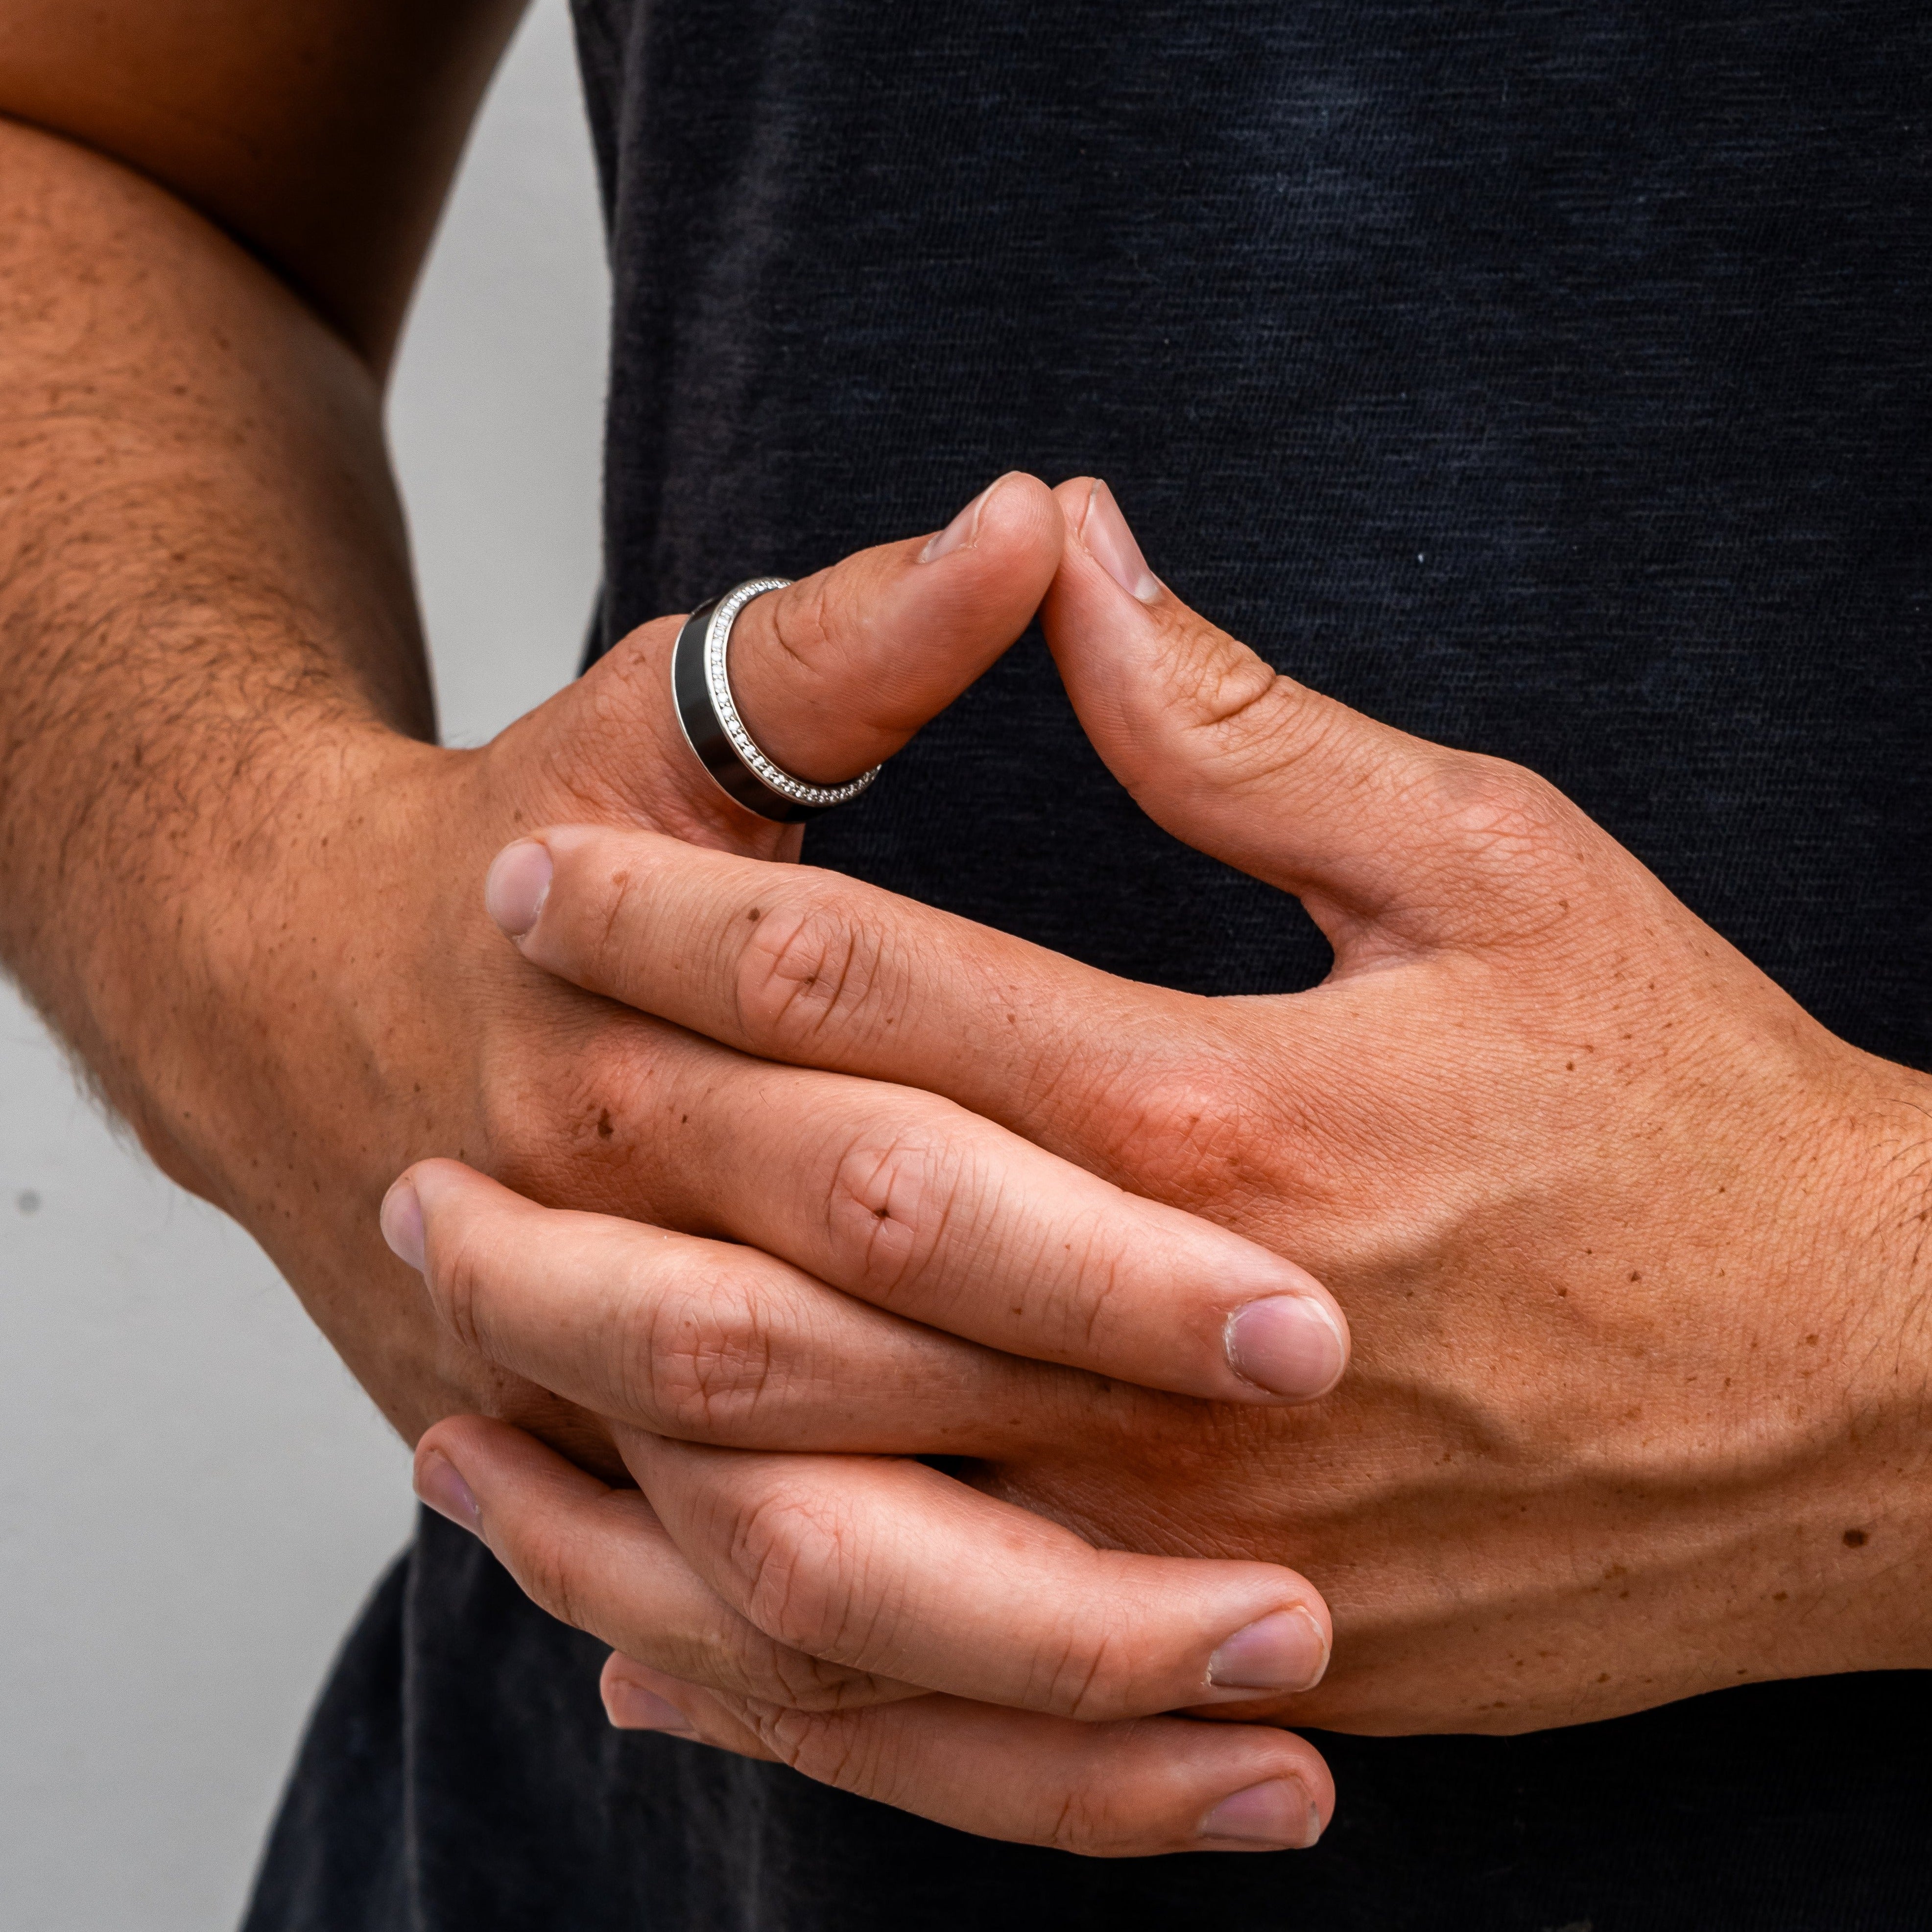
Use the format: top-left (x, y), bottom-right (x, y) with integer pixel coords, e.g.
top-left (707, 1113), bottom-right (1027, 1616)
top-left (1198, 1777), bottom-right (1323, 1849)
top-left (604, 1676), bottom-right (700, 1738)
top-left (1226, 1295), bottom-right (1347, 1401)
top-left (414, 1448), bottom-right (480, 1535)
top-left (380, 1177), bottom-right (425, 1272)
top-left (1078, 479), bottom-right (1160, 602)
top-left (485, 839), bottom-right (553, 938)
top-left (918, 475), bottom-right (1005, 562)
top-left (1208, 1607), bottom-right (1330, 1694)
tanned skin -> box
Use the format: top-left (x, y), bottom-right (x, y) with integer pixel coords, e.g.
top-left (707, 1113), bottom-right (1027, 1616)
top-left (0, 10), bottom-right (1355, 1848)
top-left (0, 2), bottom-right (1070, 1453)
top-left (0, 2), bottom-right (519, 1417)
top-left (5, 2), bottom-right (1927, 1859)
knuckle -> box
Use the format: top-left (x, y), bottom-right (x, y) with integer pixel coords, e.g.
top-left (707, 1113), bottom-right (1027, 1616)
top-left (473, 1036), bottom-right (552, 1173)
top-left (735, 880), bottom-right (885, 1055)
top-left (1083, 1064), bottom-right (1261, 1211)
top-left (1038, 1714), bottom-right (1216, 1855)
top-left (737, 1640), bottom-right (890, 1715)
top-left (629, 1266), bottom-right (785, 1439)
top-left (569, 631), bottom-right (657, 744)
top-left (731, 1480), bottom-right (877, 1660)
top-left (481, 1026), bottom-right (659, 1193)
top-left (1043, 1775), bottom-right (1126, 1854)
top-left (1162, 630), bottom-right (1341, 790)
top-left (1161, 614), bottom-right (1278, 731)
top-left (767, 573), bottom-right (839, 679)
top-left (590, 626), bottom-right (660, 706)
top-left (1033, 1614), bottom-right (1139, 1721)
top-left (755, 1704), bottom-right (887, 1792)
top-left (549, 625), bottom-right (695, 816)
top-left (1219, 690), bottom-right (1360, 799)
top-left (1044, 1761), bottom-right (1177, 1857)
top-left (1423, 756), bottom-right (1574, 868)
top-left (821, 1114), bottom-right (972, 1304)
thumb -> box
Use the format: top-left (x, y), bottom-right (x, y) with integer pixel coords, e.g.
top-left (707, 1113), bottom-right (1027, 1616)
top-left (507, 472), bottom-right (1062, 847)
top-left (1040, 477), bottom-right (1576, 954)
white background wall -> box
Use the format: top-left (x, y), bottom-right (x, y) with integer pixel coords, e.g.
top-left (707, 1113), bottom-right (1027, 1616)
top-left (0, 6), bottom-right (609, 1925)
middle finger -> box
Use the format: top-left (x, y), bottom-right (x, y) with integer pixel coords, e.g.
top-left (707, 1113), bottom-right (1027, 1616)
top-left (578, 1014), bottom-right (1347, 1407)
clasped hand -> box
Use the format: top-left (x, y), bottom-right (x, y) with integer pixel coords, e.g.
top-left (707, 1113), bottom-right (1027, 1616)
top-left (382, 477), bottom-right (1932, 1857)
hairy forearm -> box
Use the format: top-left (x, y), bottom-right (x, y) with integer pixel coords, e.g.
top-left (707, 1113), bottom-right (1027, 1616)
top-left (0, 105), bottom-right (701, 1457)
top-left (0, 116), bottom-right (433, 1170)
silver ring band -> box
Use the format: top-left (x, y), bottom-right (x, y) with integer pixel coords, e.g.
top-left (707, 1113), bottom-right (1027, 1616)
top-left (670, 577), bottom-right (883, 822)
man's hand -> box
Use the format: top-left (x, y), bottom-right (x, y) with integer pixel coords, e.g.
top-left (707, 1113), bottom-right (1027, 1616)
top-left (31, 446), bottom-right (1112, 1461)
top-left (0, 39), bottom-right (1354, 1857)
top-left (420, 477), bottom-right (1932, 1792)
top-left (10, 0), bottom-right (1306, 1471)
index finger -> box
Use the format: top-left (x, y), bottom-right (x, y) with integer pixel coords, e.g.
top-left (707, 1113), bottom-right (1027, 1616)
top-left (488, 822), bottom-right (1172, 1163)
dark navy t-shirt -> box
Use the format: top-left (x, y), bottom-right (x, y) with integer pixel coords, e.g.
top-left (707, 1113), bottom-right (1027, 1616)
top-left (244, 4), bottom-right (1931, 1926)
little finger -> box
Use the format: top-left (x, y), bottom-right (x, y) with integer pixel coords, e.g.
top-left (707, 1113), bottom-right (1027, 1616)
top-left (603, 1660), bottom-right (1334, 1857)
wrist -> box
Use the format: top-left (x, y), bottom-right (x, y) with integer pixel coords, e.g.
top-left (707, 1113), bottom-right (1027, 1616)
top-left (73, 722), bottom-right (478, 1210)
top-left (1790, 1051), bottom-right (1932, 1672)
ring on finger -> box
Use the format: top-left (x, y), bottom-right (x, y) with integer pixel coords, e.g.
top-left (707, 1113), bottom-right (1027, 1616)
top-left (672, 577), bottom-right (883, 821)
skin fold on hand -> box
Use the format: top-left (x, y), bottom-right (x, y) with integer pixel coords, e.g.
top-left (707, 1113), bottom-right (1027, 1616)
top-left (411, 477), bottom-right (1932, 1798)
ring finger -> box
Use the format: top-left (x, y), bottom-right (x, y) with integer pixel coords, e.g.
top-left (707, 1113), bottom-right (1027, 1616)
top-left (390, 1157), bottom-right (1148, 1455)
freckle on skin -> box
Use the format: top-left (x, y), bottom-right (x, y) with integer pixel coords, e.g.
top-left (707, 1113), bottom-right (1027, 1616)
top-left (1843, 1528), bottom-right (1868, 1548)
